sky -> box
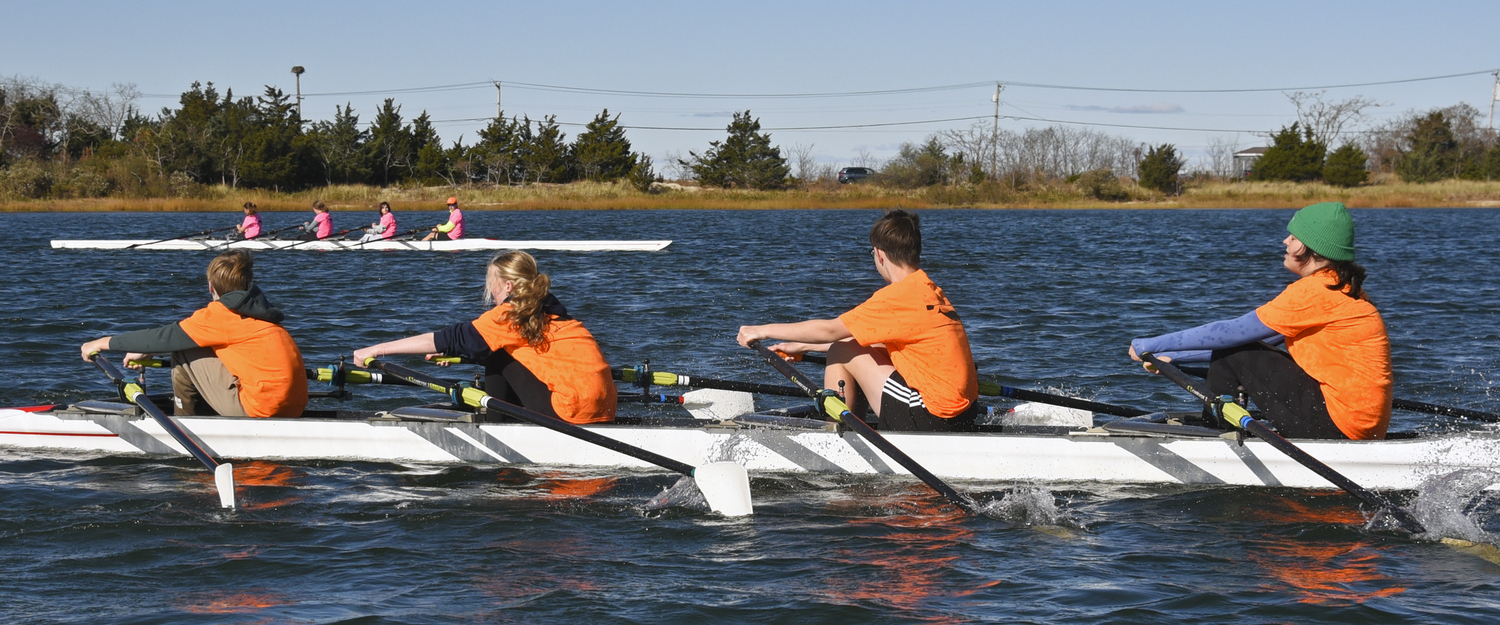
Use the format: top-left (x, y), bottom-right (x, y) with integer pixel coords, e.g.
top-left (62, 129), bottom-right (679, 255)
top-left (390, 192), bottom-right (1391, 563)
top-left (7, 0), bottom-right (1500, 173)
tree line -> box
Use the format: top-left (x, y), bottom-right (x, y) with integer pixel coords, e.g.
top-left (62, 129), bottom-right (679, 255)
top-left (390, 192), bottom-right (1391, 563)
top-left (6, 76), bottom-right (1500, 202)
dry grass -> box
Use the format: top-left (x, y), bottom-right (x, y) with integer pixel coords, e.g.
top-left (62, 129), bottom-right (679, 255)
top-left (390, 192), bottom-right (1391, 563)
top-left (4, 176), bottom-right (1499, 212)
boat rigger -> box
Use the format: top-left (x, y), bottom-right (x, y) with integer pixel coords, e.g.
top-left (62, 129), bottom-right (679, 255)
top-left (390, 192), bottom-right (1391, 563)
top-left (49, 239), bottom-right (672, 252)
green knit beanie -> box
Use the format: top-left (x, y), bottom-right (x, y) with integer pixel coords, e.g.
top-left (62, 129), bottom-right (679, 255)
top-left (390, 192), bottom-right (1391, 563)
top-left (1287, 202), bottom-right (1355, 261)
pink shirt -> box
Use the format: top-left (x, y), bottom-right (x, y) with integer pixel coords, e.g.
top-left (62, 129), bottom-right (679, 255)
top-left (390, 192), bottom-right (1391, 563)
top-left (241, 214), bottom-right (261, 239)
top-left (378, 213), bottom-right (397, 238)
top-left (313, 212), bottom-right (332, 238)
top-left (443, 208), bottom-right (464, 239)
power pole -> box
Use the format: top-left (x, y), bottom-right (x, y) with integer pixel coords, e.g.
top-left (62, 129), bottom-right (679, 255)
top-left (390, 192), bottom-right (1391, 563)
top-left (990, 82), bottom-right (1004, 178)
top-left (494, 81), bottom-right (503, 119)
top-left (1490, 71), bottom-right (1499, 134)
top-left (291, 66), bottom-right (305, 122)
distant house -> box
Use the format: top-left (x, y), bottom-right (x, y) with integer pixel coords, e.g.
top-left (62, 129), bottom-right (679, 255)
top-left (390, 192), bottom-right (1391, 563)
top-left (1233, 147), bottom-right (1268, 178)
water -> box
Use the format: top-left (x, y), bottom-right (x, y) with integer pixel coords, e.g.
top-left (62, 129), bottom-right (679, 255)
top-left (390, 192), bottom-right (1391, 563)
top-left (3, 208), bottom-right (1500, 623)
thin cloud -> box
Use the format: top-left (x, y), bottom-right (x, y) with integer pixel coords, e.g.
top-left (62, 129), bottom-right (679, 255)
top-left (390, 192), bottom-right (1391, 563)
top-left (1065, 103), bottom-right (1185, 114)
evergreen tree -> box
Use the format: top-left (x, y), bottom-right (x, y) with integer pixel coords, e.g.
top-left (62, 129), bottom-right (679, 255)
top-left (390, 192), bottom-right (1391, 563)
top-left (1322, 143), bottom-right (1370, 188)
top-left (1480, 146), bottom-right (1500, 182)
top-left (409, 112), bottom-right (452, 185)
top-left (366, 99), bottom-right (412, 186)
top-left (308, 103), bottom-right (369, 185)
top-left (1395, 111), bottom-right (1459, 183)
top-left (1249, 123), bottom-right (1326, 182)
top-left (572, 109), bottom-right (637, 181)
top-left (1137, 143), bottom-right (1183, 194)
top-left (878, 136), bottom-right (950, 188)
top-left (238, 86), bottom-right (308, 190)
top-left (521, 115), bottom-right (572, 183)
top-left (471, 113), bottom-right (522, 184)
top-left (683, 111), bottom-right (789, 189)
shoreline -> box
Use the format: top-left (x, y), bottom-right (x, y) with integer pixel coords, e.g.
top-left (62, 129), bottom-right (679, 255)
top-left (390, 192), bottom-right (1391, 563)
top-left (4, 178), bottom-right (1499, 212)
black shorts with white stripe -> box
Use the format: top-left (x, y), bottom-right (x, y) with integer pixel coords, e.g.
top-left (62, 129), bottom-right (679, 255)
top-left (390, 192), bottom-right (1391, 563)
top-left (878, 370), bottom-right (979, 432)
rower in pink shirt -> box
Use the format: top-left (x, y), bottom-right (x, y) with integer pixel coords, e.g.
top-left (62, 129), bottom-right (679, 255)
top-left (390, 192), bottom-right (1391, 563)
top-left (301, 200), bottom-right (334, 240)
top-left (235, 202), bottom-right (262, 240)
top-left (361, 202), bottom-right (398, 242)
top-left (423, 197), bottom-right (464, 241)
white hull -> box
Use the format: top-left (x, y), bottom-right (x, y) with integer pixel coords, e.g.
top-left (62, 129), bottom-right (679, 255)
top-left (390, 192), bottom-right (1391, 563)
top-left (50, 239), bottom-right (672, 252)
top-left (3, 406), bottom-right (1496, 490)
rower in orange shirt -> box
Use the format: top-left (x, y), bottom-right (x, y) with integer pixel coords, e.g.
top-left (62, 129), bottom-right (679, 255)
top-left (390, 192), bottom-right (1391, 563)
top-left (79, 249), bottom-right (308, 418)
top-left (352, 251), bottom-right (616, 424)
top-left (737, 209), bottom-right (980, 431)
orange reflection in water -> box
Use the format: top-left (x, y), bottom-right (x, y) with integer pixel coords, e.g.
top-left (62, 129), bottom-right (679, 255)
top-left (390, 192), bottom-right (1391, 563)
top-left (1244, 493), bottom-right (1405, 604)
top-left (814, 489), bottom-right (997, 620)
top-left (533, 471), bottom-right (617, 500)
top-left (178, 590), bottom-right (289, 614)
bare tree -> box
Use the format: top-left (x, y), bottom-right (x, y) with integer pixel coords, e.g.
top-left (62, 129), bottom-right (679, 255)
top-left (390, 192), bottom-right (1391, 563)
top-left (661, 149), bottom-right (692, 181)
top-left (853, 150), bottom-right (881, 169)
top-left (941, 122), bottom-right (994, 176)
top-left (1203, 135), bottom-right (1240, 178)
top-left (72, 83), bottom-right (140, 140)
top-left (1286, 90), bottom-right (1381, 147)
top-left (788, 143), bottom-right (818, 182)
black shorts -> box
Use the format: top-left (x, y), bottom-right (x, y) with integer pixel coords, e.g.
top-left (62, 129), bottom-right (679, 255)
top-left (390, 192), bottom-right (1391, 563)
top-left (1206, 343), bottom-right (1346, 439)
top-left (435, 232), bottom-right (456, 241)
top-left (878, 371), bottom-right (979, 432)
top-left (476, 350), bottom-right (556, 421)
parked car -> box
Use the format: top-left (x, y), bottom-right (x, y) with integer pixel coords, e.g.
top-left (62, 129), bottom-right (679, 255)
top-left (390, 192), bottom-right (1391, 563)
top-left (838, 167), bottom-right (875, 184)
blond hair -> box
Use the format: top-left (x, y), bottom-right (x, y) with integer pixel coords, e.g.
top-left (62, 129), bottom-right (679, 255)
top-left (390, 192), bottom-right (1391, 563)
top-left (485, 251), bottom-right (553, 348)
top-left (207, 249), bottom-right (254, 295)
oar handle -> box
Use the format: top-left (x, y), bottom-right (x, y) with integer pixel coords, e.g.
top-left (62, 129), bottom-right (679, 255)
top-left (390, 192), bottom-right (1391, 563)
top-left (746, 340), bottom-right (979, 514)
top-left (614, 367), bottom-right (808, 398)
top-left (1139, 352), bottom-right (1424, 534)
top-left (90, 354), bottom-right (226, 473)
top-left (366, 358), bottom-right (697, 477)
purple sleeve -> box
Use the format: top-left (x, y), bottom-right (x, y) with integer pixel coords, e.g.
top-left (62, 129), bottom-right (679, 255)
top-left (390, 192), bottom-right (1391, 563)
top-left (1131, 310), bottom-right (1281, 356)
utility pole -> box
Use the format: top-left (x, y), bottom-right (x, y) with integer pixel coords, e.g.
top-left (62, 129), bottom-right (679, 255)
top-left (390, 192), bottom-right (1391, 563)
top-left (291, 66), bottom-right (305, 121)
top-left (495, 81), bottom-right (503, 118)
top-left (1490, 70), bottom-right (1499, 134)
top-left (990, 82), bottom-right (1004, 178)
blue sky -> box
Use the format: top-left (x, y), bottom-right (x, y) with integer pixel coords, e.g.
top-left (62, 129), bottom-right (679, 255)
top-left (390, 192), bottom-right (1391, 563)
top-left (7, 0), bottom-right (1500, 170)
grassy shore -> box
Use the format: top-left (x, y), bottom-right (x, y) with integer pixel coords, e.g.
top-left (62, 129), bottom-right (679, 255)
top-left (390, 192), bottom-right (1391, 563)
top-left (3, 175), bottom-right (1498, 212)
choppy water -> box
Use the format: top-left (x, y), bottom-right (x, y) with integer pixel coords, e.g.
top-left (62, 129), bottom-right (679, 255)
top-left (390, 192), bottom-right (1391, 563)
top-left (3, 208), bottom-right (1500, 623)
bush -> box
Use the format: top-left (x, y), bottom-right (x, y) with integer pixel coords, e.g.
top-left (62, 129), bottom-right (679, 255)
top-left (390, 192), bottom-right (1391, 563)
top-left (1322, 144), bottom-right (1370, 188)
top-left (1074, 168), bottom-right (1130, 201)
top-left (1250, 123), bottom-right (1326, 182)
top-left (1396, 111), bottom-right (1460, 183)
top-left (1138, 143), bottom-right (1184, 194)
top-left (0, 161), bottom-right (55, 199)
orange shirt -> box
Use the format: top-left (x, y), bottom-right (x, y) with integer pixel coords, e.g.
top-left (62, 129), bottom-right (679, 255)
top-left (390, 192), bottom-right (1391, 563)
top-left (178, 302), bottom-right (308, 418)
top-left (471, 305), bottom-right (617, 424)
top-left (839, 269), bottom-right (978, 418)
top-left (1256, 270), bottom-right (1393, 439)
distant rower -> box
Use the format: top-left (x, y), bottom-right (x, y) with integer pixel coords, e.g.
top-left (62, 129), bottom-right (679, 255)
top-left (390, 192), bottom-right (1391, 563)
top-left (233, 202), bottom-right (262, 240)
top-left (360, 201), bottom-right (397, 242)
top-left (299, 200), bottom-right (333, 240)
top-left (423, 197), bottom-right (464, 241)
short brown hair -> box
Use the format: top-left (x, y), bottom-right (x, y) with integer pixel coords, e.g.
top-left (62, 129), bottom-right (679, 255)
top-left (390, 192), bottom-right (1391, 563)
top-left (242, 201), bottom-right (257, 213)
top-left (311, 199), bottom-right (327, 211)
top-left (206, 249), bottom-right (254, 295)
top-left (870, 209), bottom-right (921, 268)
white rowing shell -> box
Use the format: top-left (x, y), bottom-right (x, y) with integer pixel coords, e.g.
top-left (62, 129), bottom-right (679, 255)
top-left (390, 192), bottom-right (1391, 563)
top-left (50, 239), bottom-right (672, 252)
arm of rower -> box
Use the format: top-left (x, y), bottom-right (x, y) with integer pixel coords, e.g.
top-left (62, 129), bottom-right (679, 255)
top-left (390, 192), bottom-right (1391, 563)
top-left (352, 333), bottom-right (439, 368)
top-left (737, 318), bottom-right (851, 348)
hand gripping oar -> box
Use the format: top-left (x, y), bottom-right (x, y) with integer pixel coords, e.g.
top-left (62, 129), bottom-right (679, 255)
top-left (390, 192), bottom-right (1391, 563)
top-left (1174, 365), bottom-right (1500, 424)
top-left (89, 353), bottom-right (235, 509)
top-left (1139, 352), bottom-right (1424, 534)
top-left (124, 226), bottom-right (238, 250)
top-left (796, 353), bottom-right (1150, 418)
top-left (747, 340), bottom-right (980, 514)
top-left (364, 358), bottom-right (753, 516)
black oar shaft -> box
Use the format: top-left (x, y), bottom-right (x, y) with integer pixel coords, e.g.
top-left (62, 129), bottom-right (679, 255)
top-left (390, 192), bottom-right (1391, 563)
top-left (748, 340), bottom-right (978, 514)
top-left (802, 352), bottom-right (1147, 417)
top-left (368, 359), bottom-right (696, 476)
top-left (1141, 353), bottom-right (1424, 534)
top-left (93, 355), bottom-right (222, 471)
top-left (615, 368), bottom-right (807, 397)
top-left (124, 225), bottom-right (237, 249)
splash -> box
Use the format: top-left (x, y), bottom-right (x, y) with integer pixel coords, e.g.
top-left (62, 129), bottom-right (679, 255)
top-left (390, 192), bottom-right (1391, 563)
top-left (973, 484), bottom-right (1083, 532)
top-left (642, 475), bottom-right (708, 514)
top-left (1407, 469), bottom-right (1500, 544)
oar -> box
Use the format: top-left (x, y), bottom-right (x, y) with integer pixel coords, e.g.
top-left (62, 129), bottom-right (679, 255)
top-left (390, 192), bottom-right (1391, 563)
top-left (1174, 364), bottom-right (1500, 424)
top-left (89, 353), bottom-right (236, 509)
top-left (347, 227), bottom-right (424, 250)
top-left (281, 227), bottom-right (367, 251)
top-left (797, 353), bottom-right (1149, 418)
top-left (124, 226), bottom-right (238, 249)
top-left (615, 366), bottom-right (809, 398)
top-left (1139, 352), bottom-right (1424, 534)
top-left (364, 358), bottom-right (753, 516)
top-left (746, 340), bottom-right (980, 514)
top-left (265, 224), bottom-right (308, 239)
